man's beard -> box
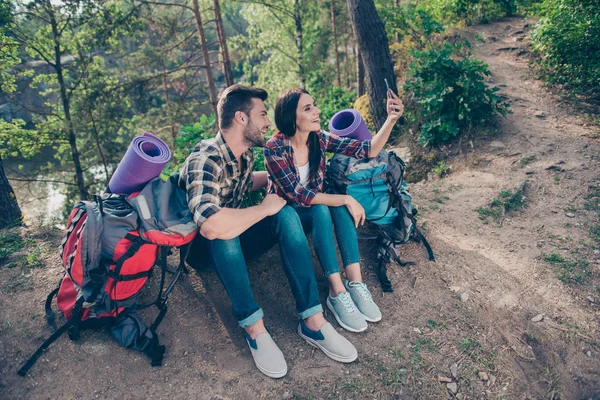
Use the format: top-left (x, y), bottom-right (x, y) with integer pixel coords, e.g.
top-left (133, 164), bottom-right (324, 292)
top-left (243, 119), bottom-right (266, 148)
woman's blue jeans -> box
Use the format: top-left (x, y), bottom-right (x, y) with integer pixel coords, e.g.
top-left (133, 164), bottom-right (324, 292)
top-left (292, 204), bottom-right (361, 277)
top-left (187, 205), bottom-right (323, 327)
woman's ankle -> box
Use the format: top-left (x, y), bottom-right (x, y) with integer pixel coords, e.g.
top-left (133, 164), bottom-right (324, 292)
top-left (304, 312), bottom-right (326, 331)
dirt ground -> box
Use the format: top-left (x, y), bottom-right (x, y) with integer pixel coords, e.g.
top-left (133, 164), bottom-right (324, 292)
top-left (1, 17), bottom-right (599, 400)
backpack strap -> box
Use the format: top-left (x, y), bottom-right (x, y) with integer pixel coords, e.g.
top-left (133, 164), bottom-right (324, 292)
top-left (17, 296), bottom-right (85, 377)
top-left (412, 224), bottom-right (435, 261)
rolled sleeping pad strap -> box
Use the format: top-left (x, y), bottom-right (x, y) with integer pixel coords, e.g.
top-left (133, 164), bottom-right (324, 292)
top-left (108, 132), bottom-right (171, 195)
top-left (328, 109), bottom-right (372, 141)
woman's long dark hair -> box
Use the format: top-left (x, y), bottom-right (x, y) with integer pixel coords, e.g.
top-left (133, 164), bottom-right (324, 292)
top-left (274, 88), bottom-right (321, 184)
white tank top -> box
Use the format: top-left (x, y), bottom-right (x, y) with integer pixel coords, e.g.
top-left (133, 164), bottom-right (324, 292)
top-left (298, 162), bottom-right (310, 186)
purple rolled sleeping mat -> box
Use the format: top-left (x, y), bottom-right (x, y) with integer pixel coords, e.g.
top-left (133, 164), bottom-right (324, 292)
top-left (108, 132), bottom-right (171, 195)
top-left (328, 109), bottom-right (372, 141)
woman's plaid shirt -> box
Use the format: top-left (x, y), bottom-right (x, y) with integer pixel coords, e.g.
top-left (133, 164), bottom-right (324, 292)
top-left (179, 132), bottom-right (254, 227)
top-left (264, 130), bottom-right (371, 207)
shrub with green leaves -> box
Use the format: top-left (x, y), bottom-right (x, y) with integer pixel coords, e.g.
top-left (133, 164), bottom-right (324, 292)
top-left (404, 42), bottom-right (509, 146)
top-left (316, 86), bottom-right (357, 127)
top-left (162, 114), bottom-right (216, 177)
top-left (531, 0), bottom-right (600, 101)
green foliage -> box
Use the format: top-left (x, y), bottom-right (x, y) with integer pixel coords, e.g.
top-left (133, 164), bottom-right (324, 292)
top-left (317, 87), bottom-right (357, 127)
top-left (0, 230), bottom-right (24, 264)
top-left (531, 0), bottom-right (600, 101)
top-left (163, 114), bottom-right (217, 178)
top-left (405, 42), bottom-right (510, 146)
top-left (432, 160), bottom-right (449, 177)
top-left (476, 188), bottom-right (526, 223)
top-left (544, 253), bottom-right (592, 285)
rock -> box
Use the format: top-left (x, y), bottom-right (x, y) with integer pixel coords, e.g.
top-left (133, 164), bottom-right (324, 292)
top-left (488, 374), bottom-right (497, 387)
top-left (447, 382), bottom-right (458, 394)
top-left (586, 350), bottom-right (592, 357)
top-left (460, 292), bottom-right (469, 302)
top-left (438, 375), bottom-right (452, 383)
top-left (449, 285), bottom-right (462, 293)
top-left (531, 313), bottom-right (545, 322)
top-left (566, 213), bottom-right (575, 218)
top-left (456, 394), bottom-right (464, 400)
top-left (388, 146), bottom-right (412, 164)
top-left (535, 111), bottom-right (546, 118)
top-left (587, 296), bottom-right (595, 303)
top-left (451, 363), bottom-right (458, 378)
top-left (283, 390), bottom-right (292, 399)
top-left (479, 371), bottom-right (489, 381)
top-left (413, 327), bottom-right (422, 334)
top-left (489, 140), bottom-right (506, 149)
top-left (594, 250), bottom-right (600, 255)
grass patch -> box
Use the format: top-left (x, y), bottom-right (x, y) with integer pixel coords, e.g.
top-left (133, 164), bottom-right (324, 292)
top-left (432, 195), bottom-right (450, 204)
top-left (410, 337), bottom-right (439, 366)
top-left (432, 160), bottom-right (449, 178)
top-left (476, 187), bottom-right (527, 224)
top-left (519, 156), bottom-right (535, 168)
top-left (584, 186), bottom-right (600, 211)
top-left (458, 337), bottom-right (496, 370)
top-left (544, 253), bottom-right (592, 285)
top-left (0, 230), bottom-right (25, 264)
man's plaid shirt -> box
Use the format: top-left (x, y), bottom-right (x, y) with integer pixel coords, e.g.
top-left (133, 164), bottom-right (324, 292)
top-left (264, 130), bottom-right (371, 207)
top-left (179, 132), bottom-right (254, 227)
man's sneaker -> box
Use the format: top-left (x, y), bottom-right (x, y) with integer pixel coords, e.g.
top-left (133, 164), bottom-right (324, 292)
top-left (345, 280), bottom-right (382, 322)
top-left (297, 320), bottom-right (358, 363)
top-left (243, 331), bottom-right (287, 378)
top-left (326, 291), bottom-right (367, 332)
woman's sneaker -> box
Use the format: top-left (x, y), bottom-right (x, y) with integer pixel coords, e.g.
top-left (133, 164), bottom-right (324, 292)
top-left (297, 320), bottom-right (358, 363)
top-left (243, 330), bottom-right (288, 378)
top-left (345, 281), bottom-right (382, 322)
top-left (326, 292), bottom-right (367, 332)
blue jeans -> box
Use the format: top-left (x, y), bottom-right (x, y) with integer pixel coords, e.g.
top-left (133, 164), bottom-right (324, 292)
top-left (187, 206), bottom-right (323, 327)
top-left (292, 204), bottom-right (361, 277)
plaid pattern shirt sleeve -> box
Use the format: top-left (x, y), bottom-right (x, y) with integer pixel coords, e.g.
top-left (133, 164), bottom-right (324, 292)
top-left (264, 137), bottom-right (319, 207)
top-left (323, 131), bottom-right (371, 159)
top-left (180, 151), bottom-right (223, 227)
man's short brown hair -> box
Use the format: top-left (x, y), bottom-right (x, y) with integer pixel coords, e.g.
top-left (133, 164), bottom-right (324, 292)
top-left (217, 84), bottom-right (268, 130)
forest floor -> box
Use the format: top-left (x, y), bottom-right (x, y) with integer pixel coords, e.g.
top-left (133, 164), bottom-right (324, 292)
top-left (1, 17), bottom-right (599, 400)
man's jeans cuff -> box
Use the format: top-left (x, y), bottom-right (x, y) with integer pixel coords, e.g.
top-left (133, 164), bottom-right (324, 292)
top-left (238, 308), bottom-right (264, 328)
top-left (298, 304), bottom-right (323, 320)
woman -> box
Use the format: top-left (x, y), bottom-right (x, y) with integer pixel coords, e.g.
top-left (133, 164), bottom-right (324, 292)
top-left (264, 88), bottom-right (403, 333)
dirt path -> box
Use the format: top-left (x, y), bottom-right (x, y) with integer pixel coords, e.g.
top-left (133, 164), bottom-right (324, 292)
top-left (1, 17), bottom-right (599, 400)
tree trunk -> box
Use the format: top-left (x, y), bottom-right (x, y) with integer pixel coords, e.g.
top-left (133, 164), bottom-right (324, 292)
top-left (48, 1), bottom-right (88, 200)
top-left (0, 154), bottom-right (22, 228)
top-left (347, 0), bottom-right (396, 130)
top-left (192, 0), bottom-right (219, 118)
top-left (330, 0), bottom-right (341, 86)
top-left (213, 0), bottom-right (234, 86)
top-left (356, 45), bottom-right (365, 96)
top-left (294, 0), bottom-right (305, 88)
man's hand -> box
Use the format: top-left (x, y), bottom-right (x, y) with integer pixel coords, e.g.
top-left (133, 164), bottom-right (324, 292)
top-left (260, 194), bottom-right (286, 216)
top-left (344, 195), bottom-right (366, 228)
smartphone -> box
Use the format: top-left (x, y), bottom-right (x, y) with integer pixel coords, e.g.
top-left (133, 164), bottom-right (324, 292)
top-left (384, 78), bottom-right (392, 99)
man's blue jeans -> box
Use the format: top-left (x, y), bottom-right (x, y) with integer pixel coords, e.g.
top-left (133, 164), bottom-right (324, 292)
top-left (292, 204), bottom-right (361, 277)
top-left (187, 206), bottom-right (323, 327)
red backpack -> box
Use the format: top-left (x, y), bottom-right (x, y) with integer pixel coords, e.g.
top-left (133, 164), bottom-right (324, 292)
top-left (18, 175), bottom-right (197, 376)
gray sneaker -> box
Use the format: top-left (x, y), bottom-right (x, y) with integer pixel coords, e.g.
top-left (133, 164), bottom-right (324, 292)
top-left (326, 292), bottom-right (367, 332)
top-left (244, 331), bottom-right (288, 378)
top-left (345, 281), bottom-right (382, 322)
top-left (298, 320), bottom-right (358, 363)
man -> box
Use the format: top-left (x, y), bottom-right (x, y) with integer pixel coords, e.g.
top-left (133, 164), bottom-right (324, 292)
top-left (180, 85), bottom-right (357, 378)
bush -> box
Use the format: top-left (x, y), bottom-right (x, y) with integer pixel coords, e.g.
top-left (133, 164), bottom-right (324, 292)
top-left (404, 42), bottom-right (510, 146)
top-left (162, 114), bottom-right (217, 177)
top-left (317, 86), bottom-right (357, 128)
top-left (531, 0), bottom-right (600, 101)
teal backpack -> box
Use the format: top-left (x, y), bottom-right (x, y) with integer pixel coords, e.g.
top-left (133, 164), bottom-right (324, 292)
top-left (327, 150), bottom-right (434, 292)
